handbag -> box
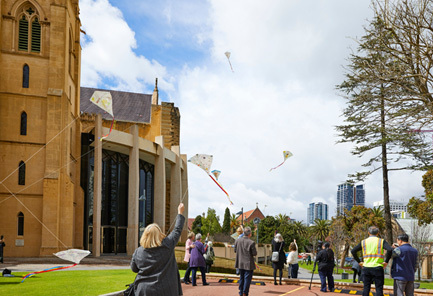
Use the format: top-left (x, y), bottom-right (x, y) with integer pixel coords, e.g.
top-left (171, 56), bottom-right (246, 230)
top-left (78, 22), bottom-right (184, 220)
top-left (271, 242), bottom-right (283, 263)
top-left (124, 275), bottom-right (138, 296)
top-left (123, 282), bottom-right (135, 296)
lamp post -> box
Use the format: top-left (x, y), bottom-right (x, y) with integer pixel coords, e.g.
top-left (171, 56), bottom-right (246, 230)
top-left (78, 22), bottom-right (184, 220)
top-left (253, 217), bottom-right (261, 263)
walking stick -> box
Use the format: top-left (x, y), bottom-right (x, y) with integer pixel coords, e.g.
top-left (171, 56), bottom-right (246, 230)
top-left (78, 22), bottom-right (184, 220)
top-left (309, 260), bottom-right (317, 290)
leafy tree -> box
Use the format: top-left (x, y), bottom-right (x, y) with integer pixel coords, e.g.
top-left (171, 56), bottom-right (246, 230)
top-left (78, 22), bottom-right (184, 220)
top-left (191, 215), bottom-right (202, 235)
top-left (230, 213), bottom-right (240, 234)
top-left (310, 219), bottom-right (330, 242)
top-left (222, 207), bottom-right (231, 234)
top-left (200, 208), bottom-right (222, 236)
top-left (329, 205), bottom-right (386, 266)
top-left (337, 15), bottom-right (432, 243)
top-left (408, 170), bottom-right (433, 225)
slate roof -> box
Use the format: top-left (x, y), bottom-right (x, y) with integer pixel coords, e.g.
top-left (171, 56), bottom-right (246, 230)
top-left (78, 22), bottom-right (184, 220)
top-left (80, 87), bottom-right (152, 124)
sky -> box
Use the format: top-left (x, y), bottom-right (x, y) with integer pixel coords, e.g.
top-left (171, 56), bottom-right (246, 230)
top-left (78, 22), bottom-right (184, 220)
top-left (78, 0), bottom-right (427, 223)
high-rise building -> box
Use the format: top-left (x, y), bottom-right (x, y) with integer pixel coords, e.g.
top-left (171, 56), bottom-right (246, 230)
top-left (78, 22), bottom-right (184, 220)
top-left (337, 183), bottom-right (365, 215)
top-left (307, 202), bottom-right (328, 225)
top-left (373, 200), bottom-right (407, 212)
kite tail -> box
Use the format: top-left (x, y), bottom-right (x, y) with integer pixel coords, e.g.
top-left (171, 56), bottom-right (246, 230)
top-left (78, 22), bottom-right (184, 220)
top-left (21, 264), bottom-right (78, 283)
top-left (269, 160), bottom-right (286, 172)
top-left (254, 262), bottom-right (262, 272)
top-left (208, 174), bottom-right (233, 205)
top-left (99, 118), bottom-right (115, 141)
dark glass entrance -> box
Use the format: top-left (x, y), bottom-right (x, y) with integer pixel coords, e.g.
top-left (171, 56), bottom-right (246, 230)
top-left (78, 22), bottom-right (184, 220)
top-left (80, 133), bottom-right (154, 254)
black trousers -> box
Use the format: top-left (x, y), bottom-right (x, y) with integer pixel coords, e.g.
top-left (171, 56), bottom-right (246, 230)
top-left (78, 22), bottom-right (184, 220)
top-left (362, 266), bottom-right (384, 296)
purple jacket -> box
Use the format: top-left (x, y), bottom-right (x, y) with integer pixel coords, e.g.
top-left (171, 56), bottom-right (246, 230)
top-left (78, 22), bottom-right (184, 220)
top-left (189, 240), bottom-right (206, 268)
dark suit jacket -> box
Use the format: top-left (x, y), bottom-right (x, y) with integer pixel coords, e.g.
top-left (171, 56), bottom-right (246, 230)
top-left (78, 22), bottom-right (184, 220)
top-left (234, 236), bottom-right (257, 270)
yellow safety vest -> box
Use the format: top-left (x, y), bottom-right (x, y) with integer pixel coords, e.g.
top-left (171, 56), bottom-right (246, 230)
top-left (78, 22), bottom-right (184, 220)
top-left (361, 236), bottom-right (385, 268)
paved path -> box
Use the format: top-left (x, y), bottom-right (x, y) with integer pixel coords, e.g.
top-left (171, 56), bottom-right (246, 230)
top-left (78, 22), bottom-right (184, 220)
top-left (182, 278), bottom-right (352, 296)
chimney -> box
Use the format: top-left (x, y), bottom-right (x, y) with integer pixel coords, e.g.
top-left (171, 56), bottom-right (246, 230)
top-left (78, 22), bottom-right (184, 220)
top-left (152, 78), bottom-right (159, 105)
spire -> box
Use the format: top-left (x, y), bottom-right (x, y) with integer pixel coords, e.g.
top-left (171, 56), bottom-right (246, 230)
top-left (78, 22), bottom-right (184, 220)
top-left (152, 78), bottom-right (159, 105)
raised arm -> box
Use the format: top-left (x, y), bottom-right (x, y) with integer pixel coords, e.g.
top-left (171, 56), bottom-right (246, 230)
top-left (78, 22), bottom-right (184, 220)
top-left (164, 203), bottom-right (186, 249)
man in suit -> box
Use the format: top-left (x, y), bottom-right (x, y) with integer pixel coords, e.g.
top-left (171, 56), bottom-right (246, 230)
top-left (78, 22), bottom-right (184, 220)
top-left (234, 227), bottom-right (257, 296)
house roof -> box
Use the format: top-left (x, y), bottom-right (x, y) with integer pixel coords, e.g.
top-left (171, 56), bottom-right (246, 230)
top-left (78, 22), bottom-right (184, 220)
top-left (395, 218), bottom-right (433, 242)
top-left (80, 87), bottom-right (152, 124)
top-left (236, 208), bottom-right (265, 222)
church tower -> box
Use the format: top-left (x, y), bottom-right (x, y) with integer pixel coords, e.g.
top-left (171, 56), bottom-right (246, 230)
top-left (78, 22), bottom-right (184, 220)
top-left (0, 0), bottom-right (83, 256)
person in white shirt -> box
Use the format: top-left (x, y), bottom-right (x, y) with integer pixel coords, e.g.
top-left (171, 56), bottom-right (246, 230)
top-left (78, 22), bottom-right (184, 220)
top-left (286, 239), bottom-right (299, 278)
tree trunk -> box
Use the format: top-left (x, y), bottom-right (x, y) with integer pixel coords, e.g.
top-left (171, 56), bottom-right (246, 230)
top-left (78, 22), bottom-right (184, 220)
top-left (380, 94), bottom-right (393, 244)
top-left (340, 241), bottom-right (350, 268)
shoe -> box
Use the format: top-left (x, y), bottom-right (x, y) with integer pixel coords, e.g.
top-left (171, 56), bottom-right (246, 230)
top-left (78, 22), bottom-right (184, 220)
top-left (279, 282), bottom-right (282, 285)
top-left (192, 283), bottom-right (197, 286)
top-left (203, 282), bottom-right (209, 286)
top-left (274, 282), bottom-right (277, 285)
top-left (184, 281), bottom-right (190, 285)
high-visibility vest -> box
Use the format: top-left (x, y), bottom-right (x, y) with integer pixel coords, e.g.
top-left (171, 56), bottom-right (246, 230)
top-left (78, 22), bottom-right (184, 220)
top-left (361, 236), bottom-right (385, 268)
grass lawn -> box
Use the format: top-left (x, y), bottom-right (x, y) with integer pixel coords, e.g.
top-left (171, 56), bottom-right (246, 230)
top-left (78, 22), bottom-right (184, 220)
top-left (1, 269), bottom-right (188, 296)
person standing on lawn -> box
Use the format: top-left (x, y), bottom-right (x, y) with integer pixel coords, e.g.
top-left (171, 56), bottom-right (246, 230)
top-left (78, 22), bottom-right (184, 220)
top-left (351, 226), bottom-right (393, 296)
top-left (391, 234), bottom-right (418, 296)
top-left (286, 239), bottom-right (299, 279)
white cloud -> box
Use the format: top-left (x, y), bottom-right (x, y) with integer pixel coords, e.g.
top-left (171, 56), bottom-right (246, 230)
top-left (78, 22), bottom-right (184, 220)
top-left (79, 0), bottom-right (173, 93)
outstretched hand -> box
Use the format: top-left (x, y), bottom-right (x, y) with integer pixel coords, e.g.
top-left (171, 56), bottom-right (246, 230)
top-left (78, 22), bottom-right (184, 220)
top-left (178, 203), bottom-right (185, 215)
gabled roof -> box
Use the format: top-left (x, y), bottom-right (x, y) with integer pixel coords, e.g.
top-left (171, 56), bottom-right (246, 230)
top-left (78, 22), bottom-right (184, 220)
top-left (80, 87), bottom-right (152, 124)
top-left (236, 208), bottom-right (265, 222)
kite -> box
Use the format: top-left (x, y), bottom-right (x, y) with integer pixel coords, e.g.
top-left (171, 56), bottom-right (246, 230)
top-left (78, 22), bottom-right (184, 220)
top-left (90, 91), bottom-right (115, 141)
top-left (211, 170), bottom-right (221, 180)
top-left (269, 150), bottom-right (293, 171)
top-left (21, 249), bottom-right (91, 282)
top-left (188, 154), bottom-right (233, 205)
top-left (225, 52), bottom-right (234, 72)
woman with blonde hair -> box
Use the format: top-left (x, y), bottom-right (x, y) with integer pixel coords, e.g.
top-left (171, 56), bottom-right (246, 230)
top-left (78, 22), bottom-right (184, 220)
top-left (182, 231), bottom-right (195, 284)
top-left (130, 203), bottom-right (185, 296)
top-left (286, 239), bottom-right (299, 279)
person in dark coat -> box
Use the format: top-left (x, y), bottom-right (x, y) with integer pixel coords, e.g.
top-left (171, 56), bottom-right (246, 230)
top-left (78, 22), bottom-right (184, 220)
top-left (189, 233), bottom-right (209, 286)
top-left (391, 234), bottom-right (418, 296)
top-left (0, 235), bottom-right (5, 263)
top-left (316, 242), bottom-right (335, 293)
top-left (130, 203), bottom-right (185, 296)
top-left (271, 233), bottom-right (285, 285)
top-left (235, 226), bottom-right (257, 296)
top-left (351, 259), bottom-right (362, 283)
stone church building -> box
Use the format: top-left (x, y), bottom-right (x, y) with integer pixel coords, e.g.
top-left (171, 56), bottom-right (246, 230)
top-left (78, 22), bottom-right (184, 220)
top-left (0, 0), bottom-right (189, 257)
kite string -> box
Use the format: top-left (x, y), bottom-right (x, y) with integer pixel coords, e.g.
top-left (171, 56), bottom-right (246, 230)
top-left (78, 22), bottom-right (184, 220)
top-left (0, 123), bottom-right (133, 248)
top-left (0, 116), bottom-right (80, 186)
top-left (165, 189), bottom-right (189, 235)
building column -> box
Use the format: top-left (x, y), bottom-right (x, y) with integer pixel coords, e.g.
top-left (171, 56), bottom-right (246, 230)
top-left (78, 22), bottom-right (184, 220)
top-left (92, 114), bottom-right (102, 257)
top-left (127, 125), bottom-right (139, 255)
top-left (153, 136), bottom-right (166, 230)
top-left (170, 146), bottom-right (181, 227)
top-left (180, 154), bottom-right (189, 241)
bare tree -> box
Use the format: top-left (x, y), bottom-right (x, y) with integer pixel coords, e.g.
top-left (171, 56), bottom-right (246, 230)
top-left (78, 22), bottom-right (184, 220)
top-left (410, 219), bottom-right (433, 280)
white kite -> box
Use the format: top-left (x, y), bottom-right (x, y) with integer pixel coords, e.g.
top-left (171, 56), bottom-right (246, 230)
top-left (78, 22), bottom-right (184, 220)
top-left (189, 154), bottom-right (233, 205)
top-left (270, 150), bottom-right (293, 171)
top-left (22, 249), bottom-right (91, 282)
top-left (225, 51), bottom-right (234, 72)
top-left (90, 91), bottom-right (115, 140)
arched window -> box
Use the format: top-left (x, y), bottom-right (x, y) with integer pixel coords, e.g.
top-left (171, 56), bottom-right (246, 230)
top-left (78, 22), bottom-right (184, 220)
top-left (18, 6), bottom-right (41, 53)
top-left (23, 64), bottom-right (29, 88)
top-left (18, 161), bottom-right (26, 185)
top-left (20, 111), bottom-right (27, 135)
top-left (17, 212), bottom-right (24, 236)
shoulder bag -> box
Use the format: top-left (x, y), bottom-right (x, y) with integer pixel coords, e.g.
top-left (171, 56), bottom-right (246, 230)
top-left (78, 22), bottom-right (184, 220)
top-left (271, 242), bottom-right (282, 263)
